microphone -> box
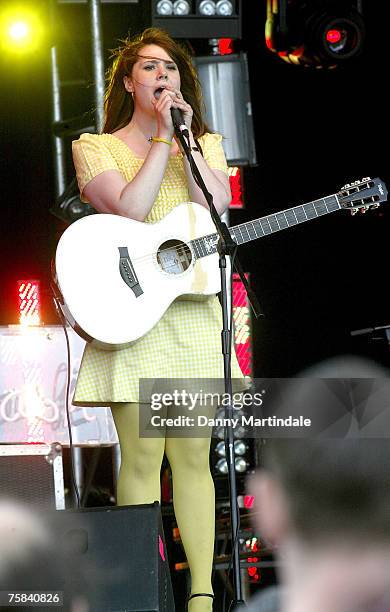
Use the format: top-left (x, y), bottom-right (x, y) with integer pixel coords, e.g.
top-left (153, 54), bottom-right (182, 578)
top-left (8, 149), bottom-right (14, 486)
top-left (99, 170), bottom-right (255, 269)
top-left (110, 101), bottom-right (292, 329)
top-left (171, 107), bottom-right (188, 136)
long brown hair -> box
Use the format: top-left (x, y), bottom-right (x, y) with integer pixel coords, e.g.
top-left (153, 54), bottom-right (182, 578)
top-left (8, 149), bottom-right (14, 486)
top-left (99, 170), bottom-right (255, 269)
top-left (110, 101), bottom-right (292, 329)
top-left (103, 28), bottom-right (211, 139)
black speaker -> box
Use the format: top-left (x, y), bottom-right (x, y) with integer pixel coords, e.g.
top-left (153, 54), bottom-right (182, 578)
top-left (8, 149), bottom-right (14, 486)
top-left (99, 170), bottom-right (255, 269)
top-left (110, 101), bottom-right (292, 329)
top-left (55, 502), bottom-right (175, 612)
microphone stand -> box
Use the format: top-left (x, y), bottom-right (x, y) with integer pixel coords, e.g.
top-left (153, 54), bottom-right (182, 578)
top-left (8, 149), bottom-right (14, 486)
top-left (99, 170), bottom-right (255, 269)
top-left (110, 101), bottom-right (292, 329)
top-left (175, 123), bottom-right (263, 609)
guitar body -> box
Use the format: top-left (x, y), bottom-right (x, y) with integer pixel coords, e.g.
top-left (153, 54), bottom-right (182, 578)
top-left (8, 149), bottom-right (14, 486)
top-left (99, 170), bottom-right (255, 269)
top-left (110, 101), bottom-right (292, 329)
top-left (54, 202), bottom-right (221, 349)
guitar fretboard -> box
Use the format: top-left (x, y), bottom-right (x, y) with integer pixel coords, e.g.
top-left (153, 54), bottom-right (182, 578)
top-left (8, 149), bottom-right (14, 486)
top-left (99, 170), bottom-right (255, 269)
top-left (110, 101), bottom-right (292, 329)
top-left (191, 194), bottom-right (340, 259)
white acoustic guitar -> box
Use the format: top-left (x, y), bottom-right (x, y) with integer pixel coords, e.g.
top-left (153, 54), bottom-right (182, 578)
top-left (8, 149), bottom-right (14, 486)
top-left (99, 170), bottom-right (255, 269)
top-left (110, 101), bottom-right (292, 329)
top-left (54, 177), bottom-right (387, 350)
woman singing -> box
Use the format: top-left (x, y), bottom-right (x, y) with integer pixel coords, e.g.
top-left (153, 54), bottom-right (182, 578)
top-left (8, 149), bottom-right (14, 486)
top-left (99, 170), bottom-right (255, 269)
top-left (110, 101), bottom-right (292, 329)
top-left (72, 27), bottom-right (245, 612)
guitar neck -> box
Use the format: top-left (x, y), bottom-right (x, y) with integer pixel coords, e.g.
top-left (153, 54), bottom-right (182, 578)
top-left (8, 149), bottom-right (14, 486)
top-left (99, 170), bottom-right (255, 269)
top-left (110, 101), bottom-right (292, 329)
top-left (191, 193), bottom-right (341, 258)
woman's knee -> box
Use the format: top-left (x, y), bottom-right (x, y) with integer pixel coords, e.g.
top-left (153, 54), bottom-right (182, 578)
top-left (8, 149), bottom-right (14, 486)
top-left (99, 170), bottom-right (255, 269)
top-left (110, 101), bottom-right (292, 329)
top-left (120, 438), bottom-right (165, 478)
top-left (165, 436), bottom-right (212, 472)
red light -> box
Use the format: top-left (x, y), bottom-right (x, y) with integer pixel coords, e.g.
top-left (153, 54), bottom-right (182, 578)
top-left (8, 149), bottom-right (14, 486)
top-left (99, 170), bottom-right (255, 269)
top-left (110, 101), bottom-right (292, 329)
top-left (247, 562), bottom-right (258, 577)
top-left (17, 279), bottom-right (41, 325)
top-left (218, 38), bottom-right (233, 55)
top-left (244, 494), bottom-right (255, 509)
top-left (229, 167), bottom-right (244, 209)
top-left (232, 274), bottom-right (253, 376)
top-left (326, 29), bottom-right (342, 44)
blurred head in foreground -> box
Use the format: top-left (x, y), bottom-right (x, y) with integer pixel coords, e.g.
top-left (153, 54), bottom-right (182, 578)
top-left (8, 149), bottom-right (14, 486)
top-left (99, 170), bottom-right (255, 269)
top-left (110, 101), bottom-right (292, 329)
top-left (0, 501), bottom-right (90, 612)
top-left (248, 357), bottom-right (390, 612)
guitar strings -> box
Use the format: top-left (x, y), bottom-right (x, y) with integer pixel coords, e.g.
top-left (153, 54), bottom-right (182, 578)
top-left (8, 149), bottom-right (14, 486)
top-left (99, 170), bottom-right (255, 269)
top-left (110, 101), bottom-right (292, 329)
top-left (130, 197), bottom-right (325, 265)
top-left (127, 242), bottom-right (203, 269)
top-left (123, 205), bottom-right (318, 268)
top-left (126, 210), bottom-right (291, 267)
top-left (127, 235), bottom-right (218, 267)
top-left (123, 188), bottom-right (367, 268)
top-left (125, 222), bottom-right (253, 270)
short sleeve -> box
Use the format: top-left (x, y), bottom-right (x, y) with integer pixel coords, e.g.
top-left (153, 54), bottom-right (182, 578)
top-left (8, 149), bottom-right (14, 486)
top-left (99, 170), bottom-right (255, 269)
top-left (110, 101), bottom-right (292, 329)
top-left (72, 133), bottom-right (120, 202)
top-left (199, 133), bottom-right (228, 175)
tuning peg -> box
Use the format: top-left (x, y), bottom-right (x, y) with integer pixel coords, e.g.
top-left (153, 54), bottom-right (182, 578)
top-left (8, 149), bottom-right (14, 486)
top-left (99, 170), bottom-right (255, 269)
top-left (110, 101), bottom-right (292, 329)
top-left (341, 177), bottom-right (371, 191)
top-left (360, 206), bottom-right (370, 213)
top-left (350, 208), bottom-right (358, 216)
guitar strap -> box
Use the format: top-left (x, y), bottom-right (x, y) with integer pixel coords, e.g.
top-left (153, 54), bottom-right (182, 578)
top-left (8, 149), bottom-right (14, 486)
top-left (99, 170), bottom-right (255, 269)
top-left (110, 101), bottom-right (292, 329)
top-left (194, 138), bottom-right (204, 157)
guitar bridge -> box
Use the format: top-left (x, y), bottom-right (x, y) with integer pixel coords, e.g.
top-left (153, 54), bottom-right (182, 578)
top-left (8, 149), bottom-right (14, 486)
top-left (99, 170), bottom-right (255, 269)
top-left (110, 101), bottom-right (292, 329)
top-left (118, 247), bottom-right (143, 297)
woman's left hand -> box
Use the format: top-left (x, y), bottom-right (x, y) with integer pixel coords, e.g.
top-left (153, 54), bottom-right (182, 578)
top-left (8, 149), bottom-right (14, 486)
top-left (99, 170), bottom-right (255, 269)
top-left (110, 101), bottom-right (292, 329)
top-left (172, 90), bottom-right (193, 131)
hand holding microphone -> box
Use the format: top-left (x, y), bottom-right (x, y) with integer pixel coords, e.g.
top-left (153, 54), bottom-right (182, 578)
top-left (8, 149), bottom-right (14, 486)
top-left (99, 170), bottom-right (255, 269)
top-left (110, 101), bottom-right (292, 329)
top-left (152, 87), bottom-right (193, 137)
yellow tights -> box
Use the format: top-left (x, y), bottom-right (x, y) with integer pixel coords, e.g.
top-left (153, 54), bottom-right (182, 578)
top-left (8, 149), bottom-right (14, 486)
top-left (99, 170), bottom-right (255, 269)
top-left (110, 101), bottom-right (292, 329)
top-left (110, 402), bottom-right (215, 612)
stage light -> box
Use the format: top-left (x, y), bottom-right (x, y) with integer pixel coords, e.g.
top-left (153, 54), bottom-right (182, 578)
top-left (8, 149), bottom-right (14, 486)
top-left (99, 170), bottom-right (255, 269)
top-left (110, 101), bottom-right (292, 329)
top-left (198, 0), bottom-right (216, 16)
top-left (152, 0), bottom-right (241, 39)
top-left (17, 280), bottom-right (41, 326)
top-left (0, 7), bottom-right (43, 54)
top-left (228, 167), bottom-right (244, 208)
top-left (215, 439), bottom-right (247, 457)
top-left (215, 456), bottom-right (248, 474)
top-left (234, 440), bottom-right (247, 456)
top-left (234, 457), bottom-right (248, 473)
top-left (216, 441), bottom-right (226, 457)
top-left (9, 20), bottom-right (29, 41)
top-left (232, 273), bottom-right (253, 376)
top-left (156, 0), bottom-right (174, 15)
top-left (265, 0), bottom-right (366, 68)
top-left (216, 458), bottom-right (228, 474)
top-left (216, 0), bottom-right (233, 16)
top-left (243, 495), bottom-right (255, 509)
top-left (214, 409), bottom-right (247, 440)
top-left (326, 28), bottom-right (342, 44)
top-left (306, 6), bottom-right (365, 63)
top-left (218, 37), bottom-right (234, 55)
top-left (173, 0), bottom-right (191, 14)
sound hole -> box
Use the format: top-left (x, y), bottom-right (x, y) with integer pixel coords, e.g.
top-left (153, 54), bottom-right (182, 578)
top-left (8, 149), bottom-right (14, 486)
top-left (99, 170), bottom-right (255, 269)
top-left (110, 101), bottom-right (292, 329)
top-left (157, 239), bottom-right (192, 275)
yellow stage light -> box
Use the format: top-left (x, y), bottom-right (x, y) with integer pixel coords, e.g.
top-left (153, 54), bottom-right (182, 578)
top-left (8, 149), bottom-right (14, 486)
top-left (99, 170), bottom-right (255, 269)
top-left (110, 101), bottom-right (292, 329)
top-left (9, 20), bottom-right (30, 41)
top-left (0, 6), bottom-right (44, 54)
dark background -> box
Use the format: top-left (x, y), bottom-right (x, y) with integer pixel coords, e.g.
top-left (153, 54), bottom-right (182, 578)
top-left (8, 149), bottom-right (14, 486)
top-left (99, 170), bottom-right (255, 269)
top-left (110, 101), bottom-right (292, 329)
top-left (1, 0), bottom-right (389, 377)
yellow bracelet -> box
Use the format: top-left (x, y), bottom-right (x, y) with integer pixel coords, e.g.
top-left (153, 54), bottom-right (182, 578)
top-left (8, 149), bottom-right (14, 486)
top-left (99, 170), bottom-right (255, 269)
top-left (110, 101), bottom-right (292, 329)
top-left (150, 137), bottom-right (173, 146)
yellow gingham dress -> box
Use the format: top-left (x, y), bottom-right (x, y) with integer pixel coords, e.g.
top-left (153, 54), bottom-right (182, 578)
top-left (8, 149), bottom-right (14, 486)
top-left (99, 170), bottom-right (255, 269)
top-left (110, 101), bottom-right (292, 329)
top-left (71, 132), bottom-right (244, 405)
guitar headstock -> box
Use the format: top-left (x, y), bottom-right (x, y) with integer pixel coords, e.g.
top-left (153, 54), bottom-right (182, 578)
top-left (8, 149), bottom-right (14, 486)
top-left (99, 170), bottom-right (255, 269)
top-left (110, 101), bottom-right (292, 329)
top-left (338, 177), bottom-right (388, 215)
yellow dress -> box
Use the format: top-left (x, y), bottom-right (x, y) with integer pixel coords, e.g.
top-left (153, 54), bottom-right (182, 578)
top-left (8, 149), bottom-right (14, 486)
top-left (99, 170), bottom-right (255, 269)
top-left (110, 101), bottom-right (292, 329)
top-left (71, 132), bottom-right (245, 405)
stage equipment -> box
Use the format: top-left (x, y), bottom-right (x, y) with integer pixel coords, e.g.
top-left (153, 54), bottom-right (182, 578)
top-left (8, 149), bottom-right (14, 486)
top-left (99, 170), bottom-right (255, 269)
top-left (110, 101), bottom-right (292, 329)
top-left (232, 272), bottom-right (252, 375)
top-left (0, 325), bottom-right (117, 446)
top-left (0, 443), bottom-right (65, 510)
top-left (155, 0), bottom-right (202, 17)
top-left (151, 0), bottom-right (242, 38)
top-left (50, 177), bottom-right (97, 223)
top-left (17, 279), bottom-right (41, 326)
top-left (265, 0), bottom-right (365, 68)
top-left (194, 53), bottom-right (257, 166)
top-left (49, 0), bottom-right (106, 223)
top-left (1, 6), bottom-right (44, 54)
top-left (214, 440), bottom-right (250, 475)
top-left (52, 503), bottom-right (175, 612)
top-left (350, 323), bottom-right (390, 368)
top-left (229, 167), bottom-right (244, 209)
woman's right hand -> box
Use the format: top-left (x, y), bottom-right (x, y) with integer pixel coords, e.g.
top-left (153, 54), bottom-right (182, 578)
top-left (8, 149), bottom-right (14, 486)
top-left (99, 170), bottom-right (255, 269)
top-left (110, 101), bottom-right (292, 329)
top-left (151, 86), bottom-right (178, 139)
